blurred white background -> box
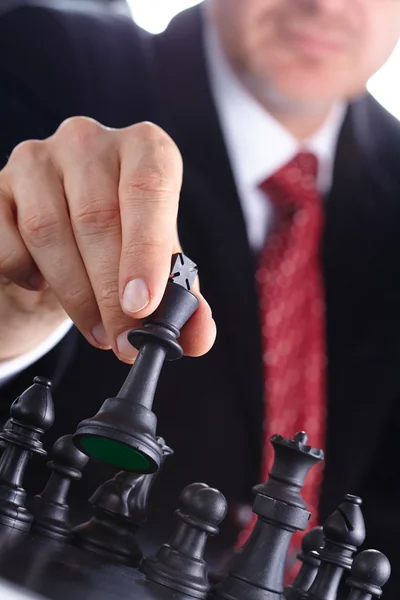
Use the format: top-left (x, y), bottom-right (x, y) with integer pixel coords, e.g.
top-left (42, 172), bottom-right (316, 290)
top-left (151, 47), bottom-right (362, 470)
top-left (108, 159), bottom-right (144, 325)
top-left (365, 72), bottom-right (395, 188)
top-left (126, 0), bottom-right (400, 121)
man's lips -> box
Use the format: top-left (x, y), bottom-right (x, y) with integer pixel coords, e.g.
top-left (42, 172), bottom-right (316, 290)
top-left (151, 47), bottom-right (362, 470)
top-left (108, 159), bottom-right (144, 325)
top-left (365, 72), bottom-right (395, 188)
top-left (281, 28), bottom-right (346, 55)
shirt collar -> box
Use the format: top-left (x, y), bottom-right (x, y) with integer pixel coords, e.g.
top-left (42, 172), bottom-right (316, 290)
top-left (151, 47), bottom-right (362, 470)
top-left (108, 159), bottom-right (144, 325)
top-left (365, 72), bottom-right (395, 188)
top-left (203, 17), bottom-right (347, 196)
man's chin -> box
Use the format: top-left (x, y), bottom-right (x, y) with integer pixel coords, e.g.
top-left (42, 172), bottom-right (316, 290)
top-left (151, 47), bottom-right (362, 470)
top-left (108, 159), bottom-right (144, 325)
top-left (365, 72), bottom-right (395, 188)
top-left (248, 74), bottom-right (340, 115)
top-left (272, 80), bottom-right (366, 108)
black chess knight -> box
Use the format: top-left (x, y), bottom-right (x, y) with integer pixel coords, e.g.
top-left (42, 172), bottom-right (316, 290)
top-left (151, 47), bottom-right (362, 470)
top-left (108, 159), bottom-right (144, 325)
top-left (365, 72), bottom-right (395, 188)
top-left (73, 437), bottom-right (173, 565)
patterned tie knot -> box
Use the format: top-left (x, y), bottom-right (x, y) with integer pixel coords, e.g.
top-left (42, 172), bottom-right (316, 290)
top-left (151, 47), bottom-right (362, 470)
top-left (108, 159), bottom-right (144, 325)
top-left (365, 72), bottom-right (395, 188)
top-left (260, 152), bottom-right (319, 214)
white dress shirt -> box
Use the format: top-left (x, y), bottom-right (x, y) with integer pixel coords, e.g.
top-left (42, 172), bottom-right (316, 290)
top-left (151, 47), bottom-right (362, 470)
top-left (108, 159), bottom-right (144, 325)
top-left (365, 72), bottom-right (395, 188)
top-left (0, 318), bottom-right (73, 387)
top-left (0, 17), bottom-right (347, 387)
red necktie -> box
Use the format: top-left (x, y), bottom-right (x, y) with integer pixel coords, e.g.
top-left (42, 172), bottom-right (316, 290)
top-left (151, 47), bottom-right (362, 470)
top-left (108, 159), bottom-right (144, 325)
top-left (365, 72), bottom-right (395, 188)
top-left (238, 152), bottom-right (327, 576)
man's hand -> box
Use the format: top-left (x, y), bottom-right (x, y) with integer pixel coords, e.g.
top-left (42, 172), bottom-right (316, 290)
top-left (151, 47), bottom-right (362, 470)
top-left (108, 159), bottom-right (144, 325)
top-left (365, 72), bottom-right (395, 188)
top-left (0, 118), bottom-right (216, 362)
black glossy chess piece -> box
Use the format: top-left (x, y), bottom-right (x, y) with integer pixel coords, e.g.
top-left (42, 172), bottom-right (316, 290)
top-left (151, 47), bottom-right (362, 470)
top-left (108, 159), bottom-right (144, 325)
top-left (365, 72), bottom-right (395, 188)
top-left (141, 482), bottom-right (227, 599)
top-left (0, 419), bottom-right (11, 448)
top-left (284, 527), bottom-right (325, 600)
top-left (212, 432), bottom-right (324, 600)
top-left (31, 434), bottom-right (89, 540)
top-left (73, 253), bottom-right (199, 474)
top-left (300, 495), bottom-right (366, 600)
top-left (73, 437), bottom-right (173, 565)
top-left (0, 376), bottom-right (55, 532)
top-left (345, 550), bottom-right (391, 600)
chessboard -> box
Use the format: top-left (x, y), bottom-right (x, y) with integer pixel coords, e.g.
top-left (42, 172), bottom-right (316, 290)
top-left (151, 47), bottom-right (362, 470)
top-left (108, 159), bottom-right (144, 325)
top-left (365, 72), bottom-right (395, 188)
top-left (0, 255), bottom-right (392, 600)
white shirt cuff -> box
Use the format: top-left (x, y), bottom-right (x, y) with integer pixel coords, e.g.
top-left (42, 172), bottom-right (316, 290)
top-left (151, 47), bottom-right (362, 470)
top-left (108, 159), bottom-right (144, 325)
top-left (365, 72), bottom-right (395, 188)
top-left (0, 319), bottom-right (74, 388)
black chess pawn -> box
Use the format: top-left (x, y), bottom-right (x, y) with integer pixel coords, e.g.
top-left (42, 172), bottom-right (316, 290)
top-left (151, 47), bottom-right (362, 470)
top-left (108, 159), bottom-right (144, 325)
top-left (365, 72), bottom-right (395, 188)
top-left (345, 550), bottom-right (391, 600)
top-left (0, 376), bottom-right (55, 532)
top-left (300, 495), bottom-right (366, 600)
top-left (73, 253), bottom-right (199, 475)
top-left (31, 434), bottom-right (89, 540)
top-left (284, 527), bottom-right (324, 600)
top-left (141, 482), bottom-right (227, 599)
top-left (212, 432), bottom-right (324, 600)
top-left (73, 437), bottom-right (173, 565)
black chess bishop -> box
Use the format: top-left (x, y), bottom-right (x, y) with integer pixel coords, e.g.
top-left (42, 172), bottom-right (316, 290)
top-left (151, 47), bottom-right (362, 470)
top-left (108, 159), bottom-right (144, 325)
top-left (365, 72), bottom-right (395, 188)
top-left (0, 377), bottom-right (54, 532)
top-left (299, 494), bottom-right (366, 600)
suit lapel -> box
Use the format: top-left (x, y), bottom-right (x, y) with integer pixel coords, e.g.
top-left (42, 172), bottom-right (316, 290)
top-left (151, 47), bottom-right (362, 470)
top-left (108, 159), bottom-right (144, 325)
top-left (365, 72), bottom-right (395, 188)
top-left (321, 96), bottom-right (400, 514)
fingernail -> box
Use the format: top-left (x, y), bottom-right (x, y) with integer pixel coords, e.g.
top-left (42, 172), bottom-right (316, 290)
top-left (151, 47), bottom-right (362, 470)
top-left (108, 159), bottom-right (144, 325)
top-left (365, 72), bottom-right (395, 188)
top-left (91, 323), bottom-right (110, 347)
top-left (27, 273), bottom-right (47, 290)
top-left (117, 330), bottom-right (139, 361)
top-left (122, 278), bottom-right (150, 314)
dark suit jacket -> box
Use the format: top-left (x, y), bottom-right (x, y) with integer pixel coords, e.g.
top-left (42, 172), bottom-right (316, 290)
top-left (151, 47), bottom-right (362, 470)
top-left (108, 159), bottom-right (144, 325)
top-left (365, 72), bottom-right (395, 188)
top-left (1, 2), bottom-right (400, 594)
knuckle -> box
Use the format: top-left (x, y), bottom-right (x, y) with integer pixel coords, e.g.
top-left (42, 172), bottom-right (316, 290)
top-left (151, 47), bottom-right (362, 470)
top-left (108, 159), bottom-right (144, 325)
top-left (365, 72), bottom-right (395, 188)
top-left (126, 166), bottom-right (173, 196)
top-left (122, 238), bottom-right (166, 262)
top-left (97, 279), bottom-right (120, 310)
top-left (20, 211), bottom-right (62, 247)
top-left (74, 196), bottom-right (120, 235)
top-left (8, 139), bottom-right (47, 167)
top-left (63, 285), bottom-right (94, 314)
top-left (122, 123), bottom-right (182, 201)
top-left (125, 236), bottom-right (166, 251)
top-left (56, 116), bottom-right (104, 152)
top-left (134, 121), bottom-right (182, 159)
top-left (133, 121), bottom-right (169, 142)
